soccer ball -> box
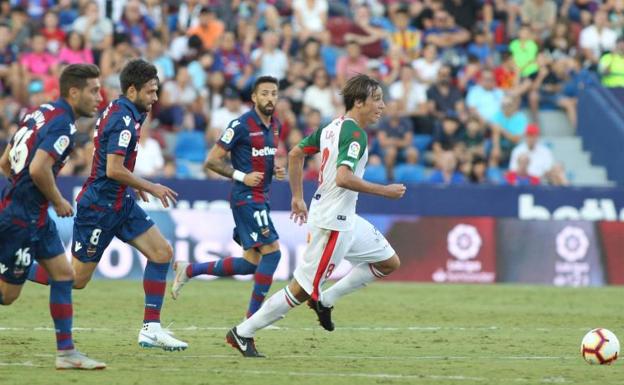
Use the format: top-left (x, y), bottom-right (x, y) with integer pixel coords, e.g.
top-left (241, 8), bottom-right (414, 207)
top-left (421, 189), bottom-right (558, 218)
top-left (581, 328), bottom-right (620, 365)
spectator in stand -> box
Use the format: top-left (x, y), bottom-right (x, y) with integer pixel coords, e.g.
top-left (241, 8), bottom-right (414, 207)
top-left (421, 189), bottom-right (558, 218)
top-left (303, 67), bottom-right (340, 122)
top-left (251, 29), bottom-right (289, 80)
top-left (158, 63), bottom-right (200, 131)
top-left (491, 95), bottom-right (529, 165)
top-left (115, 0), bottom-right (156, 52)
top-left (467, 155), bottom-right (496, 184)
top-left (279, 59), bottom-right (307, 116)
top-left (300, 38), bottom-right (325, 82)
top-left (209, 86), bottom-right (249, 142)
top-left (545, 162), bottom-right (570, 186)
top-left (505, 153), bottom-right (540, 185)
top-left (412, 43), bottom-right (442, 85)
top-left (521, 0), bottom-right (557, 40)
top-left (389, 6), bottom-right (422, 59)
top-left (544, 20), bottom-right (576, 60)
top-left (9, 6), bottom-right (32, 52)
top-left (457, 54), bottom-right (483, 91)
top-left (379, 43), bottom-right (408, 86)
top-left (444, 0), bottom-right (481, 31)
top-left (292, 0), bottom-right (328, 42)
top-left (41, 11), bottom-right (65, 55)
top-left (376, 100), bottom-right (418, 181)
top-left (14, 0), bottom-right (54, 21)
top-left (429, 150), bottom-right (466, 184)
top-left (466, 69), bottom-right (504, 123)
top-left (58, 31), bottom-right (94, 65)
top-left (99, 32), bottom-right (139, 96)
top-left (344, 4), bottom-right (387, 59)
top-left (467, 27), bottom-right (493, 66)
top-left (135, 118), bottom-right (165, 178)
top-left (0, 23), bottom-right (19, 97)
top-left (19, 33), bottom-right (59, 102)
top-left (432, 113), bottom-right (463, 160)
top-left (427, 64), bottom-right (466, 121)
top-left (389, 64), bottom-right (428, 119)
top-left (72, 1), bottom-right (113, 57)
top-left (186, 6), bottom-right (224, 51)
top-left (300, 107), bottom-right (322, 137)
top-left (599, 36), bottom-right (624, 87)
top-left (528, 56), bottom-right (569, 123)
top-left (423, 10), bottom-right (470, 66)
top-left (509, 123), bottom-right (554, 179)
top-left (580, 10), bottom-right (617, 67)
top-left (145, 35), bottom-right (175, 82)
top-left (336, 40), bottom-right (369, 86)
top-left (459, 116), bottom-right (487, 161)
top-left (57, 0), bottom-right (78, 31)
top-left (509, 24), bottom-right (539, 80)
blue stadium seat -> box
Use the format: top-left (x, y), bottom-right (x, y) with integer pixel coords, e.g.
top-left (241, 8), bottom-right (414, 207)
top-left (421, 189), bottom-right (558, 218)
top-left (394, 164), bottom-right (426, 184)
top-left (486, 167), bottom-right (505, 184)
top-left (174, 131), bottom-right (206, 163)
top-left (412, 134), bottom-right (432, 153)
top-left (363, 165), bottom-right (387, 184)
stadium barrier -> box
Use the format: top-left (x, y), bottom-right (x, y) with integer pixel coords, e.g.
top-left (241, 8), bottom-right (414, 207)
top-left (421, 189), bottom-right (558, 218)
top-left (2, 177), bottom-right (624, 286)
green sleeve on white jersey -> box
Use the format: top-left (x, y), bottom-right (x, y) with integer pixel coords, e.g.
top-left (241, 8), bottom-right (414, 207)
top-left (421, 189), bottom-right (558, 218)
top-left (298, 126), bottom-right (323, 154)
top-left (336, 120), bottom-right (367, 170)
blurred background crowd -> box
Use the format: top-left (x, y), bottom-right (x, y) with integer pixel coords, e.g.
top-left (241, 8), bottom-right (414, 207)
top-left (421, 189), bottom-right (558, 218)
top-left (0, 0), bottom-right (619, 186)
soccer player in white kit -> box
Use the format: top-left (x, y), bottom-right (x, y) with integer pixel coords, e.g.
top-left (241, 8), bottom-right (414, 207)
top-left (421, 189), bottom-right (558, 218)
top-left (226, 74), bottom-right (407, 357)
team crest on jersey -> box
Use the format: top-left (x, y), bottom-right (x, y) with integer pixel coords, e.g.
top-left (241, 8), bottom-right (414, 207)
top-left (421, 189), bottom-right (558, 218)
top-left (119, 130), bottom-right (132, 147)
top-left (221, 128), bottom-right (235, 144)
top-left (53, 135), bottom-right (70, 155)
top-left (347, 141), bottom-right (360, 158)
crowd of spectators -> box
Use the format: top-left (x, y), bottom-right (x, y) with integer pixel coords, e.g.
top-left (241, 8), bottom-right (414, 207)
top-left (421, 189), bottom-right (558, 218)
top-left (0, 0), bottom-right (617, 186)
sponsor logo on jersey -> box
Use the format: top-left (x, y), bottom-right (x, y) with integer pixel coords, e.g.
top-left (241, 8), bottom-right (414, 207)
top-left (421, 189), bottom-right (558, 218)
top-left (252, 146), bottom-right (277, 157)
top-left (261, 227), bottom-right (270, 237)
top-left (119, 129), bottom-right (132, 148)
top-left (347, 141), bottom-right (360, 158)
top-left (221, 128), bottom-right (235, 144)
top-left (87, 245), bottom-right (97, 257)
top-left (337, 215), bottom-right (347, 221)
top-left (123, 115), bottom-right (132, 127)
top-left (53, 135), bottom-right (70, 155)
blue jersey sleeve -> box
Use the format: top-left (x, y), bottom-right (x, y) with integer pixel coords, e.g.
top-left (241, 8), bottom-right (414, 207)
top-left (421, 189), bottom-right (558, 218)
top-left (38, 117), bottom-right (74, 160)
top-left (217, 118), bottom-right (245, 151)
top-left (106, 115), bottom-right (135, 156)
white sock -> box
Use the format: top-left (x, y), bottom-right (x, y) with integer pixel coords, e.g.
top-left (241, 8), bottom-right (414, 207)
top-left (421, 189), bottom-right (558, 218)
top-left (237, 287), bottom-right (301, 337)
top-left (321, 263), bottom-right (385, 307)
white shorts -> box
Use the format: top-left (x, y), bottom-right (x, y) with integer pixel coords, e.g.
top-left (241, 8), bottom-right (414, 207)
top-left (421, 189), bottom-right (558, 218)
top-left (293, 215), bottom-right (396, 300)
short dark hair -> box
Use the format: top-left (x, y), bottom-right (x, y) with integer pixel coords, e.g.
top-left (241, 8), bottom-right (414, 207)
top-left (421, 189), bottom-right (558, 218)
top-left (341, 74), bottom-right (381, 111)
top-left (252, 76), bottom-right (279, 93)
top-left (59, 63), bottom-right (100, 97)
top-left (120, 59), bottom-right (158, 95)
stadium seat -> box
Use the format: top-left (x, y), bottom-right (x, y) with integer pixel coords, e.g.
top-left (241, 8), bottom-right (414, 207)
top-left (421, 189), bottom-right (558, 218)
top-left (412, 134), bottom-right (432, 153)
top-left (394, 164), bottom-right (426, 184)
top-left (174, 131), bottom-right (206, 163)
top-left (363, 165), bottom-right (387, 184)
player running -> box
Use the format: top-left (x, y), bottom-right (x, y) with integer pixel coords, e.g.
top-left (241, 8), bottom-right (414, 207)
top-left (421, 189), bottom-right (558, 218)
top-left (27, 59), bottom-right (187, 351)
top-left (171, 76), bottom-right (285, 320)
top-left (225, 74), bottom-right (406, 357)
top-left (0, 64), bottom-right (106, 369)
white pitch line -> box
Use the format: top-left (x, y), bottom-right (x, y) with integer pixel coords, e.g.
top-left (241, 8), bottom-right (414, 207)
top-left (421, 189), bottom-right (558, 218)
top-left (0, 361), bottom-right (37, 367)
top-left (131, 353), bottom-right (574, 361)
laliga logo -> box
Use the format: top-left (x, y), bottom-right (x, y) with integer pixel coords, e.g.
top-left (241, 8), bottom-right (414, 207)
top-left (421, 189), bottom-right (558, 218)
top-left (447, 224), bottom-right (482, 261)
top-left (555, 226), bottom-right (589, 262)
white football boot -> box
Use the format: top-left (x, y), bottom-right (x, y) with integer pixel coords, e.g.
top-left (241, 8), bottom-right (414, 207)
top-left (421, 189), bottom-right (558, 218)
top-left (138, 323), bottom-right (188, 351)
top-left (56, 350), bottom-right (106, 370)
top-left (171, 261), bottom-right (190, 300)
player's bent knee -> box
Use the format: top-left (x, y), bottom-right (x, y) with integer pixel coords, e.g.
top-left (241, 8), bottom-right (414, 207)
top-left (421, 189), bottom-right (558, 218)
top-left (73, 276), bottom-right (91, 290)
top-left (0, 291), bottom-right (19, 305)
top-left (374, 254), bottom-right (401, 276)
top-left (288, 280), bottom-right (310, 303)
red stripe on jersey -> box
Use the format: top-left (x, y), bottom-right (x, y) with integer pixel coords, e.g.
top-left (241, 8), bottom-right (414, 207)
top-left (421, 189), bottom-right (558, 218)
top-left (36, 201), bottom-right (49, 227)
top-left (248, 118), bottom-right (266, 203)
top-left (311, 230), bottom-right (339, 301)
top-left (77, 104), bottom-right (121, 202)
top-left (302, 146), bottom-right (319, 154)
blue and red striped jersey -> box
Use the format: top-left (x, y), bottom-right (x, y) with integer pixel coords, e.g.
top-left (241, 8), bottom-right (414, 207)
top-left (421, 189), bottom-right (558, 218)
top-left (1, 98), bottom-right (76, 225)
top-left (77, 96), bottom-right (146, 211)
top-left (217, 108), bottom-right (281, 205)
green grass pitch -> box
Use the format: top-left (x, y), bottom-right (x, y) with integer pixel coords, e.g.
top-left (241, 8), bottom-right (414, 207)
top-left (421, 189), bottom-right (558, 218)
top-left (1, 280), bottom-right (623, 385)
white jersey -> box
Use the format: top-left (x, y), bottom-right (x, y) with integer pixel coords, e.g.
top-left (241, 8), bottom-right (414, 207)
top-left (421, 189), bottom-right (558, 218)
top-left (299, 117), bottom-right (368, 231)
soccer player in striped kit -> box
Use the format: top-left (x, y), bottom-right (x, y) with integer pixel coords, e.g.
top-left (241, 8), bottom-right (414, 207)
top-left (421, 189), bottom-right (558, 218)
top-left (226, 74), bottom-right (406, 357)
top-left (0, 64), bottom-right (106, 369)
top-left (171, 76), bottom-right (285, 320)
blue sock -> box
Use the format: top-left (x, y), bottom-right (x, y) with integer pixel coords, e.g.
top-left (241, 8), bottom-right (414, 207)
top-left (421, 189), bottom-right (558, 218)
top-left (246, 250), bottom-right (281, 318)
top-left (49, 280), bottom-right (74, 351)
top-left (187, 257), bottom-right (257, 278)
top-left (27, 263), bottom-right (50, 285)
top-left (143, 262), bottom-right (169, 324)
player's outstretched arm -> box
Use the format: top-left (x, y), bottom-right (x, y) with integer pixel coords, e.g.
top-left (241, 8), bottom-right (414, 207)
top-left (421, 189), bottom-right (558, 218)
top-left (204, 145), bottom-right (263, 187)
top-left (29, 149), bottom-right (73, 217)
top-left (335, 165), bottom-right (406, 199)
top-left (288, 146), bottom-right (307, 225)
top-left (106, 153), bottom-right (177, 208)
top-left (0, 144), bottom-right (10, 177)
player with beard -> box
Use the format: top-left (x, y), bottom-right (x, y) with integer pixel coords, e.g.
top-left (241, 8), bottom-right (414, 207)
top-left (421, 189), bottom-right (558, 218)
top-left (29, 59), bottom-right (188, 351)
top-left (171, 76), bottom-right (285, 321)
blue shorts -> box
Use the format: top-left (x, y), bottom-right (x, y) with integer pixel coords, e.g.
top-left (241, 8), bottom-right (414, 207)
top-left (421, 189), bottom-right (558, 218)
top-left (231, 202), bottom-right (279, 250)
top-left (0, 206), bottom-right (64, 284)
top-left (72, 196), bottom-right (154, 263)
